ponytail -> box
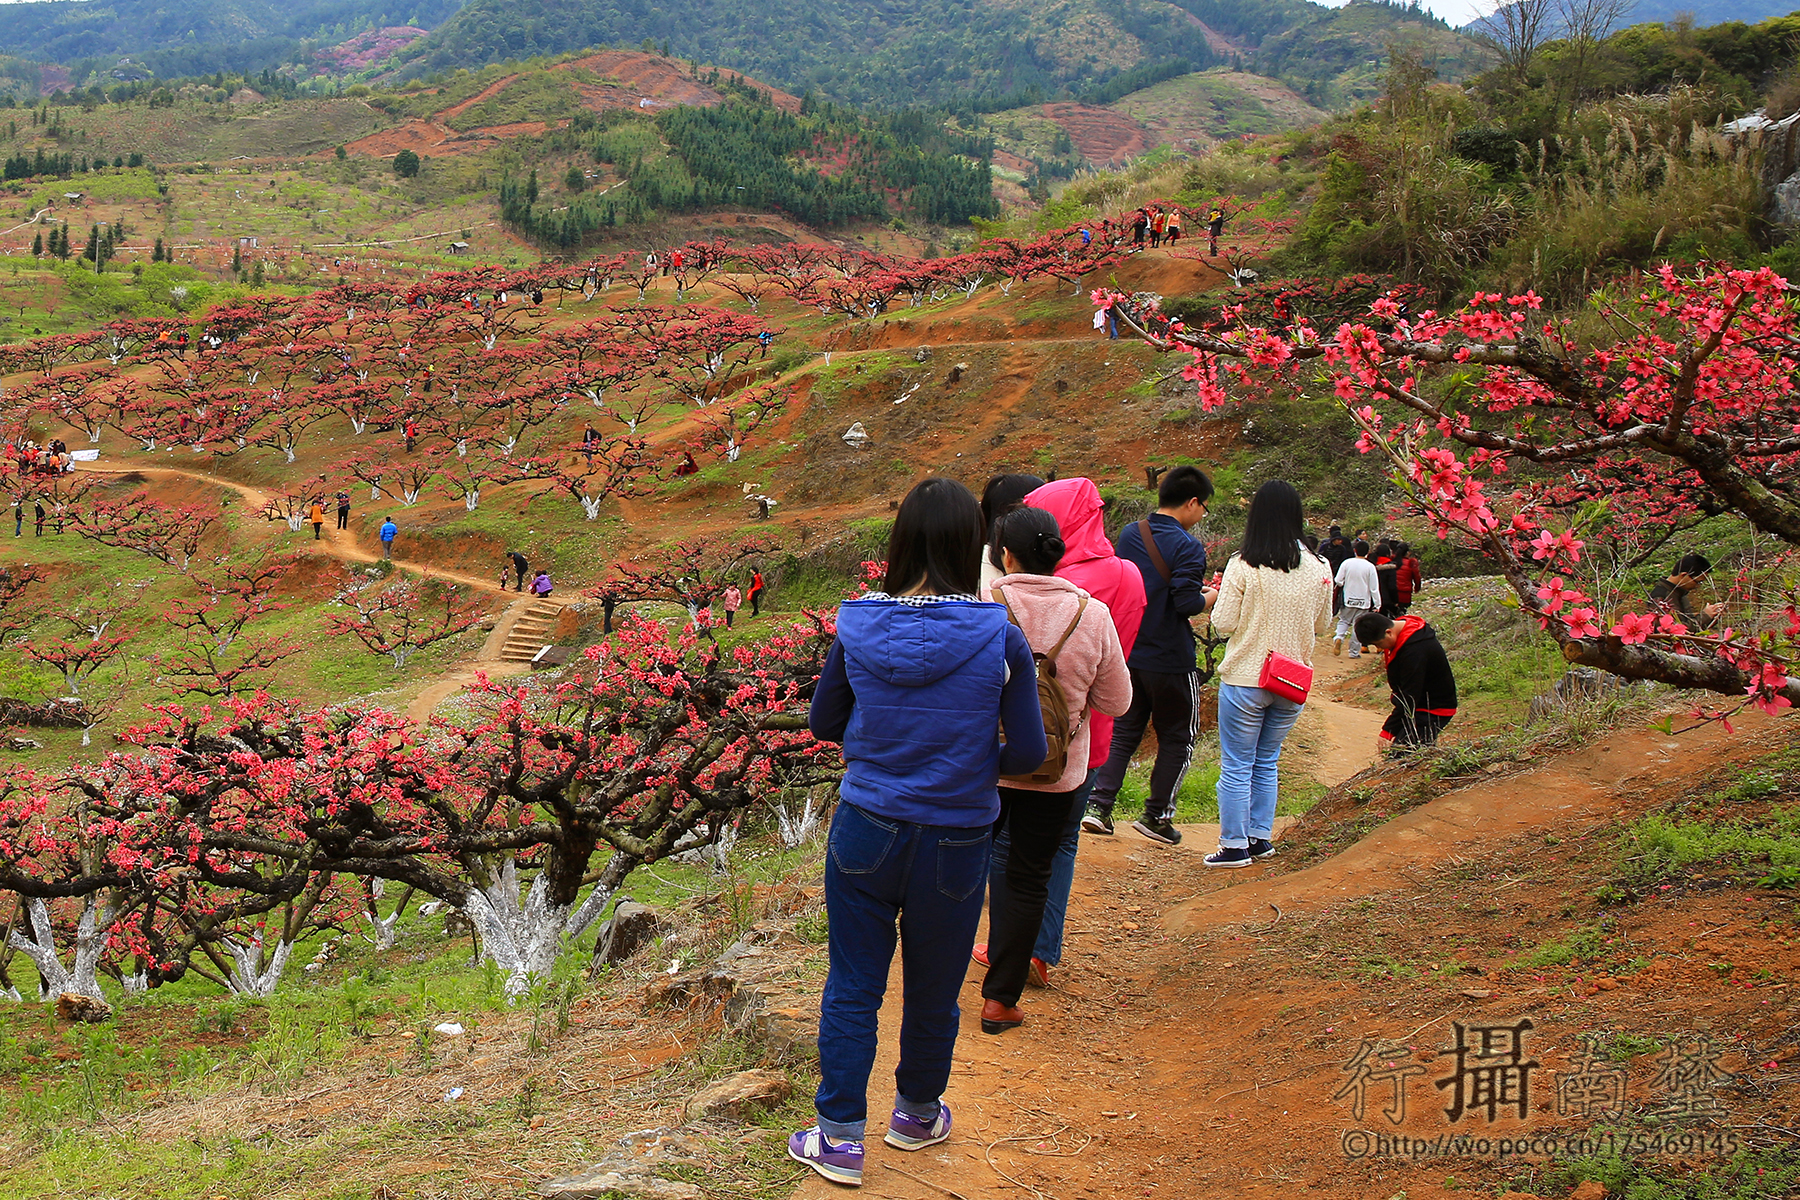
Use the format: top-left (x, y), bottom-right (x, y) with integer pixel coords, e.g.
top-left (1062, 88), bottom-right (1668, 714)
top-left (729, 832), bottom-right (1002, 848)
top-left (995, 506), bottom-right (1067, 576)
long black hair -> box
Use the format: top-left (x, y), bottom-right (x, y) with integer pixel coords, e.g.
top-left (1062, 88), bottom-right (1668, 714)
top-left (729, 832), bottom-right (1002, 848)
top-left (884, 477), bottom-right (985, 596)
top-left (981, 472), bottom-right (1046, 568)
top-left (1239, 479), bottom-right (1307, 571)
top-left (994, 506), bottom-right (1067, 576)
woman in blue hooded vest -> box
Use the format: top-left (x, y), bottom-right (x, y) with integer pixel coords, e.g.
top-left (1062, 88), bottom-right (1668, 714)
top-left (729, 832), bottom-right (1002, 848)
top-left (789, 477), bottom-right (1047, 1188)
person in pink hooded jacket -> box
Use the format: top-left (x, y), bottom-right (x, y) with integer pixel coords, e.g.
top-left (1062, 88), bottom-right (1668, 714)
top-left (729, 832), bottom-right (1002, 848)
top-left (975, 504), bottom-right (1132, 1035)
top-left (974, 477), bottom-right (1146, 986)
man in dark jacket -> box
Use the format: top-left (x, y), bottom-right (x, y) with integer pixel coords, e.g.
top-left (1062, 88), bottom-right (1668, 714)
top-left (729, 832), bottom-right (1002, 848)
top-left (1355, 613), bottom-right (1457, 751)
top-left (505, 550), bottom-right (530, 592)
top-left (1083, 465), bottom-right (1215, 846)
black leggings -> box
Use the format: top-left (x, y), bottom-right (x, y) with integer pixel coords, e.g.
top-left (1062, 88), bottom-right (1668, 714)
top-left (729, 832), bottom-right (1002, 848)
top-left (982, 787), bottom-right (1085, 1007)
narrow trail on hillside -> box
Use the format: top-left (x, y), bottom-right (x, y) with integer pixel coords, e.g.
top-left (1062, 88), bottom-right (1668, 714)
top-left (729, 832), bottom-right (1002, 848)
top-left (75, 461), bottom-right (538, 598)
top-left (791, 639), bottom-right (1392, 1200)
top-left (788, 650), bottom-right (1769, 1200)
top-left (75, 461), bottom-right (558, 723)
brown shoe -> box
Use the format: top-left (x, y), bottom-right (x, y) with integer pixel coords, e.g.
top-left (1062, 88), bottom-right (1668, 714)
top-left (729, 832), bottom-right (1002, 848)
top-left (980, 999), bottom-right (1024, 1035)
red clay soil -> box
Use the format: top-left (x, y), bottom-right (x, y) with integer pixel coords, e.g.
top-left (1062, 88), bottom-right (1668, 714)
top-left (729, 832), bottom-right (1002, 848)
top-left (1040, 102), bottom-right (1156, 167)
top-left (346, 52), bottom-right (801, 160)
top-left (565, 51), bottom-right (803, 113)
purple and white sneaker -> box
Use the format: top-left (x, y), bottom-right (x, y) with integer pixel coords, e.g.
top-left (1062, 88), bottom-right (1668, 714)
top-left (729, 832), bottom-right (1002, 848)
top-left (787, 1127), bottom-right (864, 1186)
top-left (884, 1102), bottom-right (952, 1151)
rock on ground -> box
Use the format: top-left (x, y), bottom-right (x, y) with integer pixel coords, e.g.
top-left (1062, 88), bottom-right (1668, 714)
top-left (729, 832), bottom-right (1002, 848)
top-left (55, 992), bottom-right (113, 1023)
top-left (682, 1068), bottom-right (791, 1121)
top-left (539, 1129), bottom-right (705, 1200)
top-left (592, 900), bottom-right (666, 968)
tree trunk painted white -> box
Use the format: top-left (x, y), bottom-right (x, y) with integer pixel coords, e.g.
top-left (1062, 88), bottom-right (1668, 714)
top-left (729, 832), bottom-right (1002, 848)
top-left (369, 482), bottom-right (383, 501)
top-left (224, 936), bottom-right (294, 997)
top-left (364, 909), bottom-right (402, 950)
top-left (774, 791), bottom-right (823, 848)
top-left (350, 416), bottom-right (367, 435)
top-left (578, 495), bottom-right (603, 520)
top-left (283, 445), bottom-right (297, 464)
top-left (0, 984), bottom-right (20, 1002)
top-left (402, 487), bottom-right (422, 505)
top-left (465, 854), bottom-right (634, 1000)
top-left (121, 972), bottom-right (148, 995)
top-left (7, 896), bottom-right (109, 1001)
top-left (284, 513), bottom-right (305, 532)
top-left (464, 489), bottom-right (479, 512)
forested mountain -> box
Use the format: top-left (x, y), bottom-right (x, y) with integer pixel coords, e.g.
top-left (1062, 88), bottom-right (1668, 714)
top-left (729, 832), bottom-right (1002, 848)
top-left (0, 0), bottom-right (465, 79)
top-left (394, 0), bottom-right (1483, 109)
top-left (393, 0), bottom-right (1224, 107)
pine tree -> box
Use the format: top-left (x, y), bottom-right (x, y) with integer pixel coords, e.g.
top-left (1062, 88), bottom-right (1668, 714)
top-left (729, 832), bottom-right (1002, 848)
top-left (152, 236), bottom-right (163, 262)
top-left (30, 231), bottom-right (41, 256)
top-left (83, 225), bottom-right (98, 263)
top-left (231, 243), bottom-right (242, 275)
top-left (526, 169), bottom-right (539, 204)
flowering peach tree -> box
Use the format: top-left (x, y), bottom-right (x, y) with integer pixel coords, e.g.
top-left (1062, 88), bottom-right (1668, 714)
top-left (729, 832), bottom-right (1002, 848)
top-left (1098, 265), bottom-right (1800, 722)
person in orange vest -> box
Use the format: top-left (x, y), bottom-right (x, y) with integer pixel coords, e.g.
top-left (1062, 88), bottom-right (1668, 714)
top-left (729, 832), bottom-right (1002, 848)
top-left (1164, 209), bottom-right (1182, 245)
top-left (308, 498), bottom-right (325, 540)
top-left (1149, 208), bottom-right (1167, 248)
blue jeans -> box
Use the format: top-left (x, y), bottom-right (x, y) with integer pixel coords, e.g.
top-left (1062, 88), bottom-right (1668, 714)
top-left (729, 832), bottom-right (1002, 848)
top-left (1216, 684), bottom-right (1303, 849)
top-left (990, 772), bottom-right (1089, 966)
top-left (816, 801), bottom-right (991, 1141)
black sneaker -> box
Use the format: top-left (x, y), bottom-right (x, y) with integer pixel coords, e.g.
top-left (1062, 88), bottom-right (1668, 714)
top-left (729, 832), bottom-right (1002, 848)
top-left (1248, 838), bottom-right (1276, 860)
top-left (1132, 818), bottom-right (1181, 846)
top-left (1080, 806), bottom-right (1115, 836)
top-left (1204, 847), bottom-right (1252, 868)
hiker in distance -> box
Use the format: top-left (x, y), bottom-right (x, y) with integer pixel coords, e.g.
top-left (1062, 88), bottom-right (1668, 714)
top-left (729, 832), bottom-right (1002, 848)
top-left (1650, 553), bottom-right (1726, 629)
top-left (791, 477), bottom-right (1046, 1189)
top-left (1084, 465), bottom-right (1215, 847)
top-left (505, 550), bottom-right (530, 592)
top-left (1333, 540), bottom-right (1381, 658)
top-left (1206, 480), bottom-right (1333, 867)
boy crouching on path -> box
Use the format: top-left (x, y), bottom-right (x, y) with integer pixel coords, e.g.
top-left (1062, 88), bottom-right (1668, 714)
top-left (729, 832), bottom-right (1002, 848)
top-left (1354, 612), bottom-right (1458, 751)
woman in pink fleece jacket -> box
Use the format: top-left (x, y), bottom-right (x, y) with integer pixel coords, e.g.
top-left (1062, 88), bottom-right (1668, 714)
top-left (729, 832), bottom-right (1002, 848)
top-left (973, 477), bottom-right (1147, 986)
top-left (976, 504), bottom-right (1132, 1034)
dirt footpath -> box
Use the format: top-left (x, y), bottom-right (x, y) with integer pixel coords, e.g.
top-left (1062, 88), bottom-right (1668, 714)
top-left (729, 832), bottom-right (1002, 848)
top-left (788, 651), bottom-right (1788, 1200)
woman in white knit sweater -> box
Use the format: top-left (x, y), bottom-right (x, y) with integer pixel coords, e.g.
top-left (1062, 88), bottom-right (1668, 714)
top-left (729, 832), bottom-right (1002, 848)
top-left (1205, 480), bottom-right (1333, 868)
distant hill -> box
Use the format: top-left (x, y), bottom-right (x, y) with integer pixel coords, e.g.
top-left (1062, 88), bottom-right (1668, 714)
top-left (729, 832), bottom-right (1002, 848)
top-left (390, 0), bottom-right (1225, 108)
top-left (393, 0), bottom-right (1489, 110)
top-left (0, 0), bottom-right (465, 78)
top-left (1178, 0), bottom-right (1490, 107)
top-left (977, 70), bottom-right (1330, 174)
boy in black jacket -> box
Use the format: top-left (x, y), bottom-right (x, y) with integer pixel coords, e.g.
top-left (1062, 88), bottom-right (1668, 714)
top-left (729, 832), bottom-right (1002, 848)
top-left (1354, 613), bottom-right (1457, 751)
